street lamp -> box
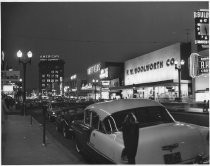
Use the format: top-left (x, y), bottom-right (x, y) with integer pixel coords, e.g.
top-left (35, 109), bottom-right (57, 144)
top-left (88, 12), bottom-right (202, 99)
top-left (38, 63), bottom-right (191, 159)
top-left (92, 79), bottom-right (98, 101)
top-left (174, 59), bottom-right (185, 101)
top-left (17, 50), bottom-right (32, 119)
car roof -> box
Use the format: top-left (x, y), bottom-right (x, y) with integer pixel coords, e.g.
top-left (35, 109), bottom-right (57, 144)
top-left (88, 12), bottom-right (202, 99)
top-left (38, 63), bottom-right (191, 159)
top-left (86, 99), bottom-right (163, 120)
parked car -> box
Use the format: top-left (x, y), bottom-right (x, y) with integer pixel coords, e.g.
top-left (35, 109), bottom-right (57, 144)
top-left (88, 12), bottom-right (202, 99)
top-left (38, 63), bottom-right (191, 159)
top-left (72, 99), bottom-right (209, 164)
top-left (55, 105), bottom-right (85, 138)
top-left (46, 102), bottom-right (63, 121)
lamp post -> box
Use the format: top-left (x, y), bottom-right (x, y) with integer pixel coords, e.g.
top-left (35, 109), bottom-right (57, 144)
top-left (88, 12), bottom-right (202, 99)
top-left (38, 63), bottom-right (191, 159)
top-left (17, 50), bottom-right (32, 121)
top-left (174, 59), bottom-right (185, 101)
top-left (92, 79), bottom-right (98, 101)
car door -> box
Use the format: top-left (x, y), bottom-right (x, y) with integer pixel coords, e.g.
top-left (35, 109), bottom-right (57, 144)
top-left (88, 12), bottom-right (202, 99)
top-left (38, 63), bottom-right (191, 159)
top-left (89, 114), bottom-right (117, 163)
top-left (76, 109), bottom-right (93, 152)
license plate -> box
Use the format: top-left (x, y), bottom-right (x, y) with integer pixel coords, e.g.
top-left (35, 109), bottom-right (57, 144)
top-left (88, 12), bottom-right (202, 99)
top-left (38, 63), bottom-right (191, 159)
top-left (164, 152), bottom-right (182, 164)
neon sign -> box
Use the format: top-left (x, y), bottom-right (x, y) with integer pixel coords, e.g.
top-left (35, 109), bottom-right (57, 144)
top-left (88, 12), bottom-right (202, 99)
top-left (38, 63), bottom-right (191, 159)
top-left (87, 63), bottom-right (101, 75)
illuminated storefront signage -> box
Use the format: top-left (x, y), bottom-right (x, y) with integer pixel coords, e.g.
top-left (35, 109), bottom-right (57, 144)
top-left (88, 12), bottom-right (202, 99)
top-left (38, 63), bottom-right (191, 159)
top-left (40, 55), bottom-right (60, 61)
top-left (189, 53), bottom-right (209, 78)
top-left (87, 63), bottom-right (101, 75)
top-left (101, 80), bottom-right (110, 86)
top-left (126, 58), bottom-right (174, 75)
top-left (99, 68), bottom-right (108, 79)
top-left (125, 43), bottom-right (181, 85)
top-left (194, 9), bottom-right (209, 49)
top-left (70, 74), bottom-right (77, 80)
top-left (198, 56), bottom-right (209, 74)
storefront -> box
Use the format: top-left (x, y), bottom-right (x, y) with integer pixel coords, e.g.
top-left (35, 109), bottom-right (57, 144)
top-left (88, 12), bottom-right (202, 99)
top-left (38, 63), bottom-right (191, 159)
top-left (85, 62), bottom-right (123, 100)
top-left (122, 42), bottom-right (191, 101)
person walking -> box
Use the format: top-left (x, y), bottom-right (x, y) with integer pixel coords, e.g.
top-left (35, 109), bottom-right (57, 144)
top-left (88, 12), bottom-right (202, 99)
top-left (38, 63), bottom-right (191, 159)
top-left (122, 112), bottom-right (139, 164)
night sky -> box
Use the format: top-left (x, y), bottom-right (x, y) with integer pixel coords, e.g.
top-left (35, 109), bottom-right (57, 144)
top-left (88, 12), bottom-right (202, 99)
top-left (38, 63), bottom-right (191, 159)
top-left (1, 1), bottom-right (208, 91)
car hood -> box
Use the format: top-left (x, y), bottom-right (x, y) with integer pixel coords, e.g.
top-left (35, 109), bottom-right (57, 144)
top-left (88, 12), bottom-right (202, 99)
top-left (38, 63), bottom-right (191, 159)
top-left (114, 122), bottom-right (208, 164)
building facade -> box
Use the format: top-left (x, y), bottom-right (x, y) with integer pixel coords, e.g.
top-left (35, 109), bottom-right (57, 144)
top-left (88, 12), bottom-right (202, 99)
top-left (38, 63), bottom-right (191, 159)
top-left (121, 42), bottom-right (192, 101)
top-left (38, 55), bottom-right (65, 96)
top-left (81, 62), bottom-right (124, 100)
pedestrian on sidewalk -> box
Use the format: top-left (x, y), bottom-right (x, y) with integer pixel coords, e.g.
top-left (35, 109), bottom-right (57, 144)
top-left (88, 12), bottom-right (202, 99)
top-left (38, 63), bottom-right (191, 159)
top-left (122, 112), bottom-right (139, 164)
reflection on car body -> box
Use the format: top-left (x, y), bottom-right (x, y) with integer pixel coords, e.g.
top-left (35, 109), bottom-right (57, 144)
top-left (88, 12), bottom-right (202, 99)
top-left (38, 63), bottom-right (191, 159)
top-left (72, 99), bottom-right (209, 164)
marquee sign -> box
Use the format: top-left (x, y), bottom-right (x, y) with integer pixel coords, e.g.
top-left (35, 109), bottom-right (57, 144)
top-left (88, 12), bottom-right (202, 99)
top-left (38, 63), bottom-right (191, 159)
top-left (194, 9), bottom-right (209, 50)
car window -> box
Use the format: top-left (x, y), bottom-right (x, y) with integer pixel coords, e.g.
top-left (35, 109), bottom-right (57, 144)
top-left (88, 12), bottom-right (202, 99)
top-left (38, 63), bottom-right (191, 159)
top-left (111, 106), bottom-right (174, 130)
top-left (99, 121), bottom-right (106, 133)
top-left (84, 109), bottom-right (91, 126)
top-left (103, 116), bottom-right (118, 134)
top-left (91, 111), bottom-right (99, 129)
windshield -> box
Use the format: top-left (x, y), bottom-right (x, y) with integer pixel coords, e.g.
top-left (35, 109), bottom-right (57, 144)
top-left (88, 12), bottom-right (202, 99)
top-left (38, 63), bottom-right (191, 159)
top-left (110, 106), bottom-right (174, 131)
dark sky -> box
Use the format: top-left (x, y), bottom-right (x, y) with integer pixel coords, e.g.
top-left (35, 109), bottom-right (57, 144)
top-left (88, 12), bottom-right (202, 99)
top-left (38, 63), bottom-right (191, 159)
top-left (1, 1), bottom-right (208, 91)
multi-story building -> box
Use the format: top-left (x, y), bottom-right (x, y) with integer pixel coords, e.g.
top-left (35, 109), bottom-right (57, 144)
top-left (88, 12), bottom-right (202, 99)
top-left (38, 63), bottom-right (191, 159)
top-left (81, 62), bottom-right (124, 100)
top-left (38, 55), bottom-right (65, 96)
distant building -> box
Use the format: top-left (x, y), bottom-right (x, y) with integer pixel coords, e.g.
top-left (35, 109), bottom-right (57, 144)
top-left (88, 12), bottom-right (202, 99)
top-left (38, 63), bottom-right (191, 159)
top-left (82, 62), bottom-right (124, 100)
top-left (38, 55), bottom-right (65, 96)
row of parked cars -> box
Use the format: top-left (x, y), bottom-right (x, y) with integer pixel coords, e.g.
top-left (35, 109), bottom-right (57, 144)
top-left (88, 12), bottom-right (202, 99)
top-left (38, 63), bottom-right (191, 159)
top-left (46, 101), bottom-right (94, 139)
top-left (45, 99), bottom-right (209, 164)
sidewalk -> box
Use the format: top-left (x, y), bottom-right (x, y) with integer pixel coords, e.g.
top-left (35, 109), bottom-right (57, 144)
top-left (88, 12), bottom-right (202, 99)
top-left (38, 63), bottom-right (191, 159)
top-left (2, 114), bottom-right (86, 165)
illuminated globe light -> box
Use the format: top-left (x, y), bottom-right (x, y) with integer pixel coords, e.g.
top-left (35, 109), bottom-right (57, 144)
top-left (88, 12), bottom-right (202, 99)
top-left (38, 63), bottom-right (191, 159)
top-left (180, 60), bottom-right (185, 65)
top-left (17, 50), bottom-right (23, 58)
top-left (27, 51), bottom-right (33, 58)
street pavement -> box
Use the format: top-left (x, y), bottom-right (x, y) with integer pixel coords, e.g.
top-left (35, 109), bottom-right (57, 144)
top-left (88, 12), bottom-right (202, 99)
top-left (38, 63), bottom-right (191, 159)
top-left (1, 100), bottom-right (86, 165)
top-left (1, 99), bottom-right (208, 165)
